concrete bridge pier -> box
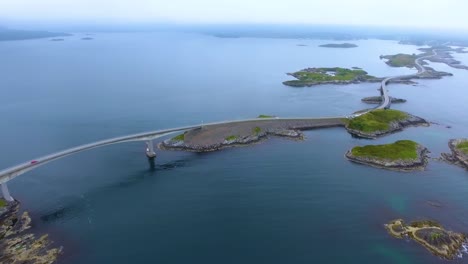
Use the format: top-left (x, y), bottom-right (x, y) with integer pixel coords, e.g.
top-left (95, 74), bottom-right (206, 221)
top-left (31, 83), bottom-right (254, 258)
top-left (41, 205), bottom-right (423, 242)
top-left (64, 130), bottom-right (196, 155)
top-left (1, 183), bottom-right (14, 202)
top-left (146, 140), bottom-right (156, 159)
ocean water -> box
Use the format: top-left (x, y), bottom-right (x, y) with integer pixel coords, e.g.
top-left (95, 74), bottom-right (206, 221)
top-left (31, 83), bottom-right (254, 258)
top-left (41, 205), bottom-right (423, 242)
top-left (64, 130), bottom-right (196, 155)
top-left (1, 32), bottom-right (468, 263)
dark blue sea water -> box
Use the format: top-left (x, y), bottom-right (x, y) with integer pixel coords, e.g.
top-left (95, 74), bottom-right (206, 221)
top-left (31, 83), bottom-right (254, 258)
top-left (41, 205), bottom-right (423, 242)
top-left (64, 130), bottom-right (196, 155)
top-left (1, 32), bottom-right (468, 263)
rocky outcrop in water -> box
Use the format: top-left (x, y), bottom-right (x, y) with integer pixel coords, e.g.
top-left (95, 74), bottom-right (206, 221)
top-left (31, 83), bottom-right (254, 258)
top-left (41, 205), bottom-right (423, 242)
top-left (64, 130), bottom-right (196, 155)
top-left (385, 219), bottom-right (467, 260)
top-left (345, 144), bottom-right (429, 171)
top-left (0, 199), bottom-right (62, 263)
top-left (441, 139), bottom-right (468, 170)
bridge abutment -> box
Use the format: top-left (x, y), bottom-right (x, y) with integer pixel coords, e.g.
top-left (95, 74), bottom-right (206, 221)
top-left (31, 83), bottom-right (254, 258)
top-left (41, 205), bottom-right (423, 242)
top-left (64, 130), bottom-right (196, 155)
top-left (1, 183), bottom-right (14, 202)
top-left (146, 140), bottom-right (156, 159)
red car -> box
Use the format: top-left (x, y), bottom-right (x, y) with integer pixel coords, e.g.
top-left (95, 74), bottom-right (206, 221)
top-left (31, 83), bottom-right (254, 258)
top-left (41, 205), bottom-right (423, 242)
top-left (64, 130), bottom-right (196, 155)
top-left (30, 160), bottom-right (38, 164)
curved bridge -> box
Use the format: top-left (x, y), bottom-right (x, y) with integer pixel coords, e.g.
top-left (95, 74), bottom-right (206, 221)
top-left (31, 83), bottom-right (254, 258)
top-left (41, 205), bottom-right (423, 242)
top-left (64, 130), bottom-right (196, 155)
top-left (0, 50), bottom-right (439, 202)
top-left (376, 50), bottom-right (437, 110)
top-left (0, 117), bottom-right (342, 201)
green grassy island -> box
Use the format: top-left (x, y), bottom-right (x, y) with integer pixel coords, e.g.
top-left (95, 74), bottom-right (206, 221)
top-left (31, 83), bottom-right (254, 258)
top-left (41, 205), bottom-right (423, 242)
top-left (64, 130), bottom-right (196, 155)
top-left (441, 139), bottom-right (468, 169)
top-left (385, 219), bottom-right (467, 260)
top-left (283, 67), bottom-right (378, 87)
top-left (257, 114), bottom-right (276, 118)
top-left (381, 53), bottom-right (418, 67)
top-left (319, 43), bottom-right (358, 48)
top-left (350, 140), bottom-right (418, 160)
top-left (346, 140), bottom-right (429, 171)
top-left (346, 109), bottom-right (428, 138)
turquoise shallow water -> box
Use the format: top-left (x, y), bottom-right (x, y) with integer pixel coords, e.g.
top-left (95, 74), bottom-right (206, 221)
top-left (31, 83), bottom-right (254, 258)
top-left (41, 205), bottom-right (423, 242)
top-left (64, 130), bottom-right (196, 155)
top-left (1, 32), bottom-right (468, 263)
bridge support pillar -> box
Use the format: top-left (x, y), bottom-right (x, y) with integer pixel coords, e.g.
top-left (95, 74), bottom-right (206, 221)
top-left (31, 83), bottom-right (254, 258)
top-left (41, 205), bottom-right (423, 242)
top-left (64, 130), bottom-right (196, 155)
top-left (146, 140), bottom-right (156, 159)
top-left (1, 183), bottom-right (14, 202)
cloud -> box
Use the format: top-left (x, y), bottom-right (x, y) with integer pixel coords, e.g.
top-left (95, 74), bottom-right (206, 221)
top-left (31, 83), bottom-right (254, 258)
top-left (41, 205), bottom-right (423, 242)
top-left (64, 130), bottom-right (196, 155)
top-left (1, 0), bottom-right (467, 30)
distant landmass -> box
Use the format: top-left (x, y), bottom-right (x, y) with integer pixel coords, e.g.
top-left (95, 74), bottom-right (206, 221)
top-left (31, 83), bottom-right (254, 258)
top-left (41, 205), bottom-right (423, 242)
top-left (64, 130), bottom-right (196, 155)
top-left (0, 28), bottom-right (70, 41)
top-left (319, 43), bottom-right (358, 48)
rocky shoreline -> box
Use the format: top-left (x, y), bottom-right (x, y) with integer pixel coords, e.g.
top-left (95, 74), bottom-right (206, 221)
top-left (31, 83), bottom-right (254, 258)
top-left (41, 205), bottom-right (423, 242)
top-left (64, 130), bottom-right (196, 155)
top-left (385, 219), bottom-right (467, 260)
top-left (159, 118), bottom-right (345, 153)
top-left (160, 128), bottom-right (304, 152)
top-left (441, 139), bottom-right (468, 170)
top-left (345, 144), bottom-right (429, 171)
top-left (346, 112), bottom-right (429, 139)
top-left (0, 199), bottom-right (62, 263)
top-left (361, 96), bottom-right (406, 104)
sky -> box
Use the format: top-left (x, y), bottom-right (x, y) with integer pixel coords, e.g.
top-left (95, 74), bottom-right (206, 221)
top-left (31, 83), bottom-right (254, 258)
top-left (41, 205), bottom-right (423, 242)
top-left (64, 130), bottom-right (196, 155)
top-left (1, 0), bottom-right (468, 30)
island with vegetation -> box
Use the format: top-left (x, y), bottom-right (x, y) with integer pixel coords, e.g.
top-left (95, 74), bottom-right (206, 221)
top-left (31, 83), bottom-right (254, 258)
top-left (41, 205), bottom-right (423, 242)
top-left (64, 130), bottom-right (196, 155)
top-left (345, 140), bottom-right (428, 171)
top-left (381, 53), bottom-right (418, 68)
top-left (0, 27), bottom-right (70, 41)
top-left (0, 199), bottom-right (62, 263)
top-left (160, 117), bottom-right (346, 152)
top-left (382, 47), bottom-right (468, 72)
top-left (345, 109), bottom-right (429, 138)
top-left (319, 43), bottom-right (358, 48)
top-left (385, 219), bottom-right (467, 260)
top-left (283, 67), bottom-right (380, 87)
top-left (361, 96), bottom-right (406, 104)
top-left (441, 138), bottom-right (468, 170)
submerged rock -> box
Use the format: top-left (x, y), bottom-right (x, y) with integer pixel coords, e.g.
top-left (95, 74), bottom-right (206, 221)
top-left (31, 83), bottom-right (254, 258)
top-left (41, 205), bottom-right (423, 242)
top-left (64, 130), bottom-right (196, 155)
top-left (385, 219), bottom-right (467, 260)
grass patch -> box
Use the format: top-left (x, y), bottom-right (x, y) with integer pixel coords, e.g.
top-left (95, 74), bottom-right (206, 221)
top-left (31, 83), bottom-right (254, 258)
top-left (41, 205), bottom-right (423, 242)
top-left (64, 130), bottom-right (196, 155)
top-left (257, 115), bottom-right (275, 118)
top-left (253, 127), bottom-right (261, 135)
top-left (0, 199), bottom-right (6, 208)
top-left (348, 109), bottom-right (408, 133)
top-left (172, 133), bottom-right (185, 141)
top-left (383, 54), bottom-right (417, 67)
top-left (225, 135), bottom-right (238, 141)
top-left (456, 141), bottom-right (468, 154)
top-left (351, 140), bottom-right (419, 161)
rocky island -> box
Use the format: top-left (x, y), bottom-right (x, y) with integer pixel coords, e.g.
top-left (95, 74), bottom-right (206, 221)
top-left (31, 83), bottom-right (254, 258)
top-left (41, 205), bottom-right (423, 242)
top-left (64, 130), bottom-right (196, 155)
top-left (283, 67), bottom-right (380, 87)
top-left (346, 109), bottom-right (429, 138)
top-left (160, 117), bottom-right (345, 152)
top-left (319, 43), bottom-right (358, 48)
top-left (345, 140), bottom-right (429, 171)
top-left (0, 199), bottom-right (62, 263)
top-left (441, 139), bottom-right (468, 170)
top-left (361, 96), bottom-right (406, 104)
top-left (385, 219), bottom-right (467, 260)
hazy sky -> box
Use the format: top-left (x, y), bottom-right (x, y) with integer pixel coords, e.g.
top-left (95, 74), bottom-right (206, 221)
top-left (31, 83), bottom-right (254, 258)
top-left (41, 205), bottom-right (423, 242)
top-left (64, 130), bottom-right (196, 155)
top-left (2, 0), bottom-right (468, 30)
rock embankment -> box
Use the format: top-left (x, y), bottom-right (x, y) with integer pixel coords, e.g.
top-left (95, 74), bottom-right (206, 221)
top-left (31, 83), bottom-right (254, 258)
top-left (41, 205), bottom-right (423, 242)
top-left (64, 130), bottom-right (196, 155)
top-left (361, 96), bottom-right (406, 104)
top-left (0, 199), bottom-right (62, 263)
top-left (160, 118), bottom-right (345, 152)
top-left (345, 143), bottom-right (429, 171)
top-left (385, 219), bottom-right (467, 260)
top-left (441, 139), bottom-right (468, 170)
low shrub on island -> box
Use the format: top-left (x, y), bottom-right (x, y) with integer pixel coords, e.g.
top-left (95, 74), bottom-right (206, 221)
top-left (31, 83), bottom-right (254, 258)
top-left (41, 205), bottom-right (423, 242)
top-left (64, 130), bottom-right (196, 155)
top-left (346, 140), bottom-right (429, 171)
top-left (457, 141), bottom-right (468, 154)
top-left (257, 114), bottom-right (276, 118)
top-left (346, 109), bottom-right (428, 138)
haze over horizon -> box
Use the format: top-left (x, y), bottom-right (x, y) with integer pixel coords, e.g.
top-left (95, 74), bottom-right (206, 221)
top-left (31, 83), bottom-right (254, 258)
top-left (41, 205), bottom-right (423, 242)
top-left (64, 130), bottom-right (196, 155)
top-left (1, 0), bottom-right (468, 31)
